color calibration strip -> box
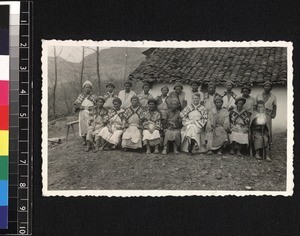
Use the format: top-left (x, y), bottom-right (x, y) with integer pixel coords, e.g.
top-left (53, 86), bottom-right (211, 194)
top-left (0, 4), bottom-right (10, 230)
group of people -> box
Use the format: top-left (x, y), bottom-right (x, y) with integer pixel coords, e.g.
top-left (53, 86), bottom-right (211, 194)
top-left (74, 79), bottom-right (277, 161)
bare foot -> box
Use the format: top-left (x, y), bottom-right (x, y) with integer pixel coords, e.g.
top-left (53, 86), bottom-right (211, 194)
top-left (82, 141), bottom-right (87, 146)
top-left (255, 154), bottom-right (262, 160)
top-left (207, 151), bottom-right (213, 155)
top-left (84, 147), bottom-right (90, 152)
top-left (146, 149), bottom-right (151, 154)
top-left (162, 149), bottom-right (167, 155)
top-left (154, 149), bottom-right (159, 154)
top-left (266, 156), bottom-right (271, 162)
top-left (217, 151), bottom-right (222, 155)
top-left (237, 150), bottom-right (242, 156)
top-left (174, 150), bottom-right (179, 155)
top-left (230, 149), bottom-right (235, 155)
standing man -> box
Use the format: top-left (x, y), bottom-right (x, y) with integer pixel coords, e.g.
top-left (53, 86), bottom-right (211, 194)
top-left (204, 81), bottom-right (221, 112)
top-left (118, 80), bottom-right (136, 110)
top-left (190, 80), bottom-right (204, 105)
top-left (256, 80), bottom-right (277, 142)
top-left (103, 82), bottom-right (117, 108)
top-left (240, 85), bottom-right (256, 114)
top-left (169, 82), bottom-right (187, 111)
top-left (221, 80), bottom-right (236, 110)
top-left (138, 82), bottom-right (154, 110)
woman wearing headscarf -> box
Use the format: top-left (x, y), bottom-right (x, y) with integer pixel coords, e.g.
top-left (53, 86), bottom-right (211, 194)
top-left (141, 98), bottom-right (162, 154)
top-left (156, 86), bottom-right (172, 120)
top-left (180, 93), bottom-right (208, 154)
top-left (137, 82), bottom-right (154, 110)
top-left (162, 100), bottom-right (182, 155)
top-left (85, 96), bottom-right (115, 152)
top-left (98, 97), bottom-right (125, 150)
top-left (229, 97), bottom-right (250, 156)
top-left (169, 82), bottom-right (187, 111)
top-left (121, 96), bottom-right (143, 151)
top-left (249, 100), bottom-right (271, 161)
top-left (256, 80), bottom-right (277, 142)
top-left (206, 96), bottom-right (230, 155)
top-left (74, 80), bottom-right (97, 145)
top-left (221, 80), bottom-right (237, 110)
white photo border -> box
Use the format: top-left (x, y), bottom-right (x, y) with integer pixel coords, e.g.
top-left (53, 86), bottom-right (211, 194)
top-left (41, 40), bottom-right (294, 197)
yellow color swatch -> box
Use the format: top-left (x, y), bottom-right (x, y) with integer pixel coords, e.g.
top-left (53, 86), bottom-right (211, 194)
top-left (0, 130), bottom-right (9, 156)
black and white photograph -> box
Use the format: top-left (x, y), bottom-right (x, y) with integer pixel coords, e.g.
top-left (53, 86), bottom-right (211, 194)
top-left (41, 40), bottom-right (293, 197)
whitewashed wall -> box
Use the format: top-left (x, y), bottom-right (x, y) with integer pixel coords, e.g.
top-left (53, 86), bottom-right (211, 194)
top-left (134, 81), bottom-right (287, 134)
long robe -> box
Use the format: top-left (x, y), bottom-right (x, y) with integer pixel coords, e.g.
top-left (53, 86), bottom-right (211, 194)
top-left (98, 109), bottom-right (124, 146)
top-left (180, 104), bottom-right (208, 153)
top-left (164, 109), bottom-right (182, 146)
top-left (156, 95), bottom-right (172, 120)
top-left (142, 109), bottom-right (161, 146)
top-left (229, 108), bottom-right (250, 145)
top-left (122, 106), bottom-right (143, 149)
top-left (249, 111), bottom-right (271, 153)
top-left (74, 93), bottom-right (97, 137)
top-left (206, 108), bottom-right (230, 150)
top-left (256, 92), bottom-right (276, 141)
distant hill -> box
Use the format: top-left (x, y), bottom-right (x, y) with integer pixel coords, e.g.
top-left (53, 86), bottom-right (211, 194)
top-left (47, 47), bottom-right (146, 118)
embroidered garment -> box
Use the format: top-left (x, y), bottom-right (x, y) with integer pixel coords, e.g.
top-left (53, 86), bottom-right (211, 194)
top-left (141, 109), bottom-right (162, 146)
top-left (98, 109), bottom-right (124, 146)
top-left (221, 91), bottom-right (237, 110)
top-left (180, 104), bottom-right (208, 153)
top-left (86, 108), bottom-right (113, 142)
top-left (122, 106), bottom-right (143, 149)
top-left (103, 92), bottom-right (117, 108)
top-left (229, 108), bottom-right (250, 145)
top-left (74, 92), bottom-right (97, 111)
top-left (137, 92), bottom-right (154, 110)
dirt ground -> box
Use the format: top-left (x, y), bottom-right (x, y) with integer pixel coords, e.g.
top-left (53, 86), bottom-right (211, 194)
top-left (47, 118), bottom-right (287, 191)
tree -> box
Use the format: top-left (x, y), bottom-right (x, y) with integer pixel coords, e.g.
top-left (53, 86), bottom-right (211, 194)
top-left (80, 46), bottom-right (85, 91)
top-left (52, 46), bottom-right (63, 118)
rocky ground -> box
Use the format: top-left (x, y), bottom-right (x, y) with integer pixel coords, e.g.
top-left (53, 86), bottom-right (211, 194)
top-left (47, 118), bottom-right (287, 191)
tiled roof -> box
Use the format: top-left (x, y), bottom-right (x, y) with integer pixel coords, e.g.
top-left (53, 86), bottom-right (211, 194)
top-left (128, 47), bottom-right (287, 85)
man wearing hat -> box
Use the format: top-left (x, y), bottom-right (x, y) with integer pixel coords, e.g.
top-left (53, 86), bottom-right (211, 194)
top-left (137, 82), bottom-right (154, 110)
top-left (103, 82), bottom-right (117, 108)
top-left (240, 84), bottom-right (256, 113)
top-left (203, 81), bottom-right (221, 112)
top-left (256, 80), bottom-right (277, 142)
top-left (118, 80), bottom-right (136, 110)
top-left (169, 82), bottom-right (187, 111)
top-left (189, 80), bottom-right (204, 106)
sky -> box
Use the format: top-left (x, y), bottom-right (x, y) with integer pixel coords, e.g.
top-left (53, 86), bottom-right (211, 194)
top-left (48, 46), bottom-right (108, 63)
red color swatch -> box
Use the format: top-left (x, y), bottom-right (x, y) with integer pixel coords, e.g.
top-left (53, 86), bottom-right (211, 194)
top-left (0, 106), bottom-right (8, 130)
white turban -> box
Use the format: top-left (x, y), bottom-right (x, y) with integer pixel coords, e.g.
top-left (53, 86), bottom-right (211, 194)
top-left (83, 80), bottom-right (93, 88)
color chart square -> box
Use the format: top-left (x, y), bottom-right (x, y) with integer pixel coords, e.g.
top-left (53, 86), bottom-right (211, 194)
top-left (0, 56), bottom-right (9, 81)
top-left (0, 157), bottom-right (8, 180)
top-left (0, 106), bottom-right (8, 130)
top-left (0, 81), bottom-right (9, 106)
top-left (0, 180), bottom-right (8, 206)
top-left (0, 131), bottom-right (8, 156)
